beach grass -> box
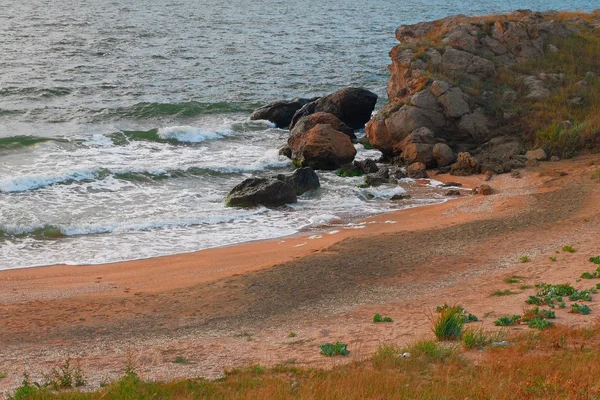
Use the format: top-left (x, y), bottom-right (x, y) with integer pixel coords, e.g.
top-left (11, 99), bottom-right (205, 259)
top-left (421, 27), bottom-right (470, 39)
top-left (10, 320), bottom-right (600, 400)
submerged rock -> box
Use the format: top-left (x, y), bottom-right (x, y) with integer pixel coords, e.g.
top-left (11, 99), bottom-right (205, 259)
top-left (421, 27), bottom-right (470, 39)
top-left (276, 167), bottom-right (320, 195)
top-left (226, 178), bottom-right (297, 207)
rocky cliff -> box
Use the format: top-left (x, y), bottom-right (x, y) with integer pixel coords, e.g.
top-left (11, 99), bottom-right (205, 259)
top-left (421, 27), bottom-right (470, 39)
top-left (367, 10), bottom-right (600, 174)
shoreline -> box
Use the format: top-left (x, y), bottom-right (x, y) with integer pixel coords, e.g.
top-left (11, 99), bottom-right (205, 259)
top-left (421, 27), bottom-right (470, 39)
top-left (2, 156), bottom-right (599, 396)
top-left (0, 174), bottom-right (478, 296)
top-left (0, 175), bottom-right (464, 275)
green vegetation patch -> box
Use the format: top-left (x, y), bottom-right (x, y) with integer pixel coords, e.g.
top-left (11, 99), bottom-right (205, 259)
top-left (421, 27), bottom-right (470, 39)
top-left (172, 356), bottom-right (192, 365)
top-left (494, 315), bottom-right (522, 326)
top-left (433, 306), bottom-right (465, 340)
top-left (570, 304), bottom-right (592, 315)
top-left (319, 342), bottom-right (349, 357)
top-left (491, 289), bottom-right (519, 297)
top-left (373, 313), bottom-right (393, 323)
top-left (504, 275), bottom-right (524, 284)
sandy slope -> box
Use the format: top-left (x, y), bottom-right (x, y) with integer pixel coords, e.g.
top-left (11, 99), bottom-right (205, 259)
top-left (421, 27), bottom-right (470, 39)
top-left (1, 156), bottom-right (599, 396)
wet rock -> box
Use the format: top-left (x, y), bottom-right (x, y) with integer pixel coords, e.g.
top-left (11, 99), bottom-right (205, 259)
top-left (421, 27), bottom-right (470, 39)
top-left (391, 194), bottom-right (411, 200)
top-left (355, 158), bottom-right (379, 174)
top-left (290, 87), bottom-right (378, 130)
top-left (278, 144), bottom-right (292, 159)
top-left (336, 162), bottom-right (362, 177)
top-left (250, 98), bottom-right (314, 128)
top-left (364, 167), bottom-right (390, 186)
top-left (389, 166), bottom-right (407, 180)
top-left (445, 189), bottom-right (461, 196)
top-left (288, 124), bottom-right (357, 170)
top-left (406, 162), bottom-right (428, 179)
top-left (276, 167), bottom-right (320, 195)
top-left (439, 181), bottom-right (462, 187)
top-left (226, 178), bottom-right (297, 207)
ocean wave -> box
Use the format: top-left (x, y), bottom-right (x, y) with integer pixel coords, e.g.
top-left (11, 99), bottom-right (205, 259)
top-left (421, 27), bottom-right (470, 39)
top-left (157, 125), bottom-right (233, 143)
top-left (0, 209), bottom-right (269, 239)
top-left (0, 86), bottom-right (72, 98)
top-left (0, 158), bottom-right (290, 192)
top-left (0, 135), bottom-right (67, 151)
top-left (0, 171), bottom-right (97, 192)
top-left (106, 125), bottom-right (237, 145)
top-left (102, 101), bottom-right (261, 119)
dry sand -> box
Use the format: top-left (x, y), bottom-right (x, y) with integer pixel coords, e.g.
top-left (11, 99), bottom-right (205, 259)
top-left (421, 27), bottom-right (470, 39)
top-left (1, 156), bottom-right (600, 396)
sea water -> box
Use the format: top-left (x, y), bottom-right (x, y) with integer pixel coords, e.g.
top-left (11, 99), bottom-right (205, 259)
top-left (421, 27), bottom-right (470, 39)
top-left (0, 0), bottom-right (596, 269)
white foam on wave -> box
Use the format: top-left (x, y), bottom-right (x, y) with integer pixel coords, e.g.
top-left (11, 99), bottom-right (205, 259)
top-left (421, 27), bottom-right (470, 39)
top-left (0, 207), bottom-right (269, 237)
top-left (157, 125), bottom-right (233, 143)
top-left (0, 170), bottom-right (96, 193)
top-left (367, 185), bottom-right (407, 199)
top-left (214, 148), bottom-right (291, 172)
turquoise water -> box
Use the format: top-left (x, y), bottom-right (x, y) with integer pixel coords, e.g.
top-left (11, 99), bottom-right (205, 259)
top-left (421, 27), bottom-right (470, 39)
top-left (0, 0), bottom-right (596, 269)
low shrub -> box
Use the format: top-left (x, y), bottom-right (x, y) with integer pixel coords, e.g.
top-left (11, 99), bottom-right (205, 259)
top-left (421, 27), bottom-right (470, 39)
top-left (373, 313), bottom-right (393, 323)
top-left (562, 245), bottom-right (576, 253)
top-left (527, 317), bottom-right (554, 330)
top-left (319, 342), bottom-right (349, 357)
top-left (494, 315), bottom-right (521, 326)
top-left (570, 304), bottom-right (592, 315)
top-left (520, 256), bottom-right (531, 263)
top-left (524, 306), bottom-right (556, 320)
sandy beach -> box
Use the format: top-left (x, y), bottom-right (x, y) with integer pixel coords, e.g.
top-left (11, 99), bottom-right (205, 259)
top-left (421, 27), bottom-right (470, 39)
top-left (1, 156), bottom-right (600, 396)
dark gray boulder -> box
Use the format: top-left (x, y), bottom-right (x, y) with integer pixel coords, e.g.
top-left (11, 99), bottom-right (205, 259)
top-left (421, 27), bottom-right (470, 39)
top-left (364, 167), bottom-right (390, 186)
top-left (250, 98), bottom-right (315, 128)
top-left (290, 87), bottom-right (378, 130)
top-left (276, 167), bottom-right (320, 195)
top-left (226, 178), bottom-right (297, 207)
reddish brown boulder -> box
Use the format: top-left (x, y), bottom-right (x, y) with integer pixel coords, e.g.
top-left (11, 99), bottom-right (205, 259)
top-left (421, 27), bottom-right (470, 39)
top-left (288, 124), bottom-right (357, 170)
top-left (291, 112), bottom-right (355, 141)
top-left (473, 184), bottom-right (493, 195)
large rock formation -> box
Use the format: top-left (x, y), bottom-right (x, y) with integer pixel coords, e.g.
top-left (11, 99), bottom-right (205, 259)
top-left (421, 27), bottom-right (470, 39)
top-left (290, 87), bottom-right (378, 130)
top-left (226, 178), bottom-right (297, 207)
top-left (250, 98), bottom-right (316, 128)
top-left (366, 10), bottom-right (600, 172)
